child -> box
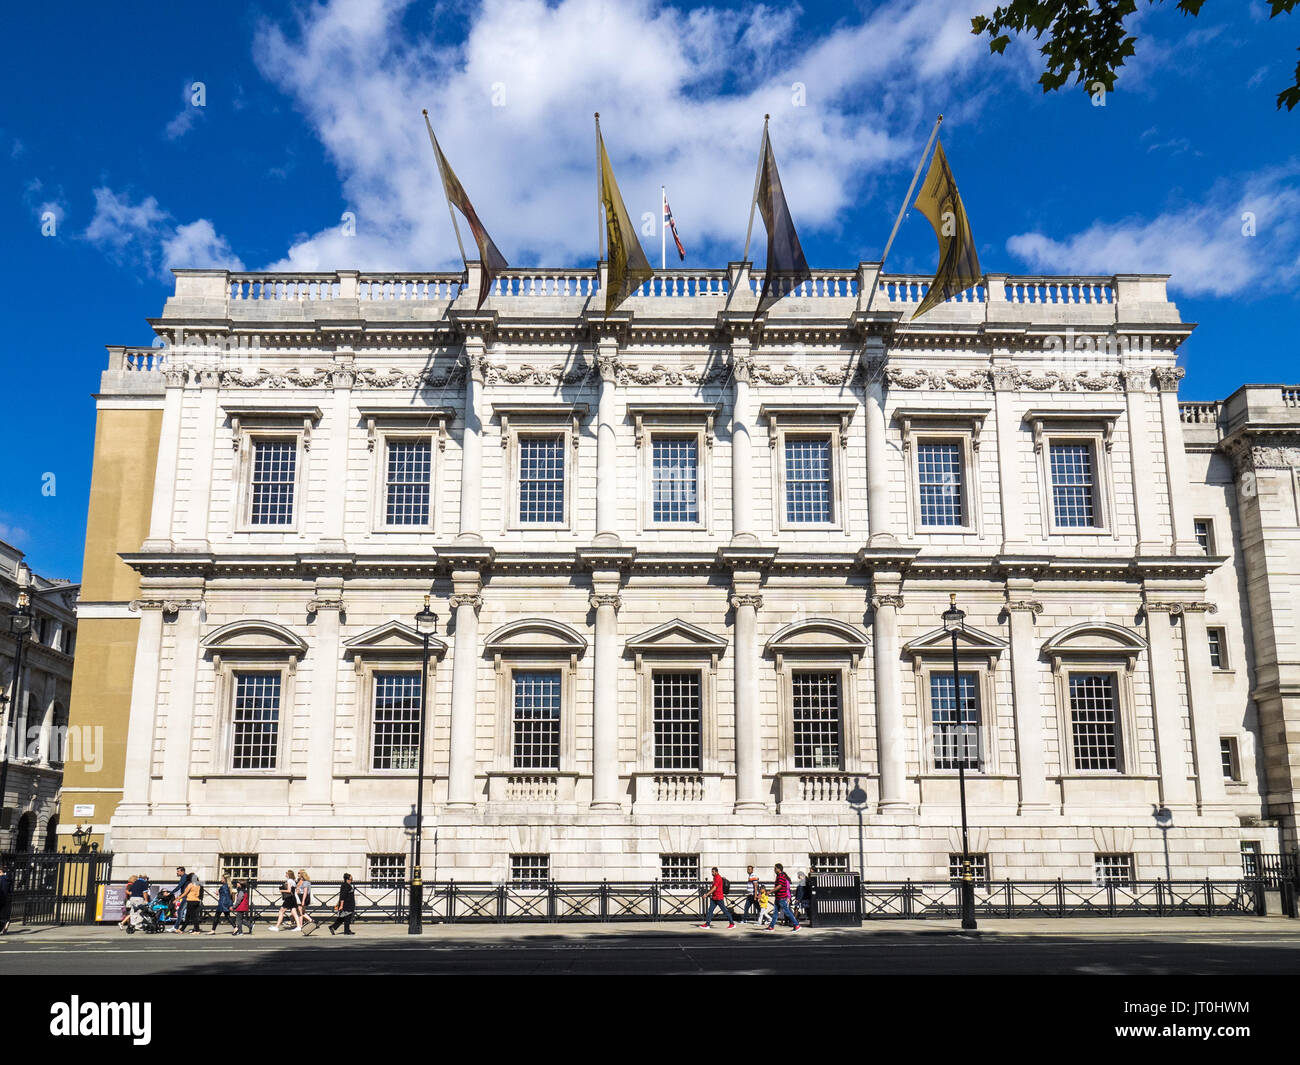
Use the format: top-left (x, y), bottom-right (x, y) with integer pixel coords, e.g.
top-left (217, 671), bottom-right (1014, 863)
top-left (758, 886), bottom-right (774, 927)
top-left (232, 880), bottom-right (254, 936)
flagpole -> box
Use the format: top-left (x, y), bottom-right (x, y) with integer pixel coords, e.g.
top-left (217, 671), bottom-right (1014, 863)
top-left (423, 110), bottom-right (469, 267)
top-left (595, 113), bottom-right (605, 262)
top-left (661, 186), bottom-right (666, 271)
top-left (876, 113), bottom-right (942, 289)
top-left (741, 115), bottom-right (769, 262)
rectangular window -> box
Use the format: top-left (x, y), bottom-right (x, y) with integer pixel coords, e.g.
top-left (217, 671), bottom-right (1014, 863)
top-left (1094, 853), bottom-right (1133, 886)
top-left (518, 435), bottom-right (565, 523)
top-left (385, 439), bottom-right (432, 526)
top-left (368, 854), bottom-right (406, 887)
top-left (250, 439), bottom-right (297, 525)
top-left (785, 436), bottom-right (833, 523)
top-left (1221, 737), bottom-right (1240, 781)
top-left (651, 436), bottom-right (699, 523)
top-left (1208, 628), bottom-right (1227, 669)
top-left (810, 854), bottom-right (850, 875)
top-left (372, 672), bottom-right (422, 771)
top-left (930, 672), bottom-right (981, 771)
top-left (792, 671), bottom-right (842, 770)
top-left (1193, 519), bottom-right (1214, 554)
top-left (1069, 673), bottom-right (1119, 771)
top-left (512, 670), bottom-right (561, 771)
top-left (917, 441), bottom-right (964, 527)
top-left (1241, 842), bottom-right (1261, 880)
top-left (948, 854), bottom-right (989, 887)
top-left (1049, 442), bottom-right (1097, 528)
top-left (231, 672), bottom-right (280, 770)
top-left (510, 854), bottom-right (550, 889)
top-left (219, 854), bottom-right (259, 885)
top-left (653, 672), bottom-right (702, 771)
top-left (659, 854), bottom-right (700, 888)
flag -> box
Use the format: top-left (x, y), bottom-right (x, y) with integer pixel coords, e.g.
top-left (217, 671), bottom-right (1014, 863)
top-left (664, 195), bottom-right (685, 260)
top-left (912, 138), bottom-right (981, 319)
top-left (424, 112), bottom-right (508, 309)
top-left (754, 125), bottom-right (811, 315)
top-left (598, 124), bottom-right (654, 315)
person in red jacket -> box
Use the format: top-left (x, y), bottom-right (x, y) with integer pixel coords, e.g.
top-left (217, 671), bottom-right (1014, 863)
top-left (699, 867), bottom-right (736, 929)
top-left (231, 880), bottom-right (254, 936)
top-left (764, 863), bottom-right (800, 931)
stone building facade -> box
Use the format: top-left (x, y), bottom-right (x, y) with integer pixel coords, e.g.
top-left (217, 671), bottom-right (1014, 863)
top-left (61, 262), bottom-right (1297, 885)
top-left (1, 540), bottom-right (78, 852)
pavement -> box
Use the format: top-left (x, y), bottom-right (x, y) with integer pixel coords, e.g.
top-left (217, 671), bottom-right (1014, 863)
top-left (3, 916), bottom-right (1300, 974)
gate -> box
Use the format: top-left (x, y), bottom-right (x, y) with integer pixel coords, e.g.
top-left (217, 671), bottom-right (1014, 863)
top-left (808, 871), bottom-right (862, 926)
top-left (0, 851), bottom-right (115, 926)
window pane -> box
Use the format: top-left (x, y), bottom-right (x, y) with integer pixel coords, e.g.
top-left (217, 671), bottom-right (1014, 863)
top-left (1208, 628), bottom-right (1224, 669)
top-left (930, 672), bottom-right (980, 770)
top-left (512, 670), bottom-right (561, 770)
top-left (368, 854), bottom-right (406, 886)
top-left (519, 436), bottom-right (565, 523)
top-left (220, 854), bottom-right (259, 884)
top-left (785, 437), bottom-right (832, 523)
top-left (232, 672), bottom-right (280, 770)
top-left (1049, 443), bottom-right (1096, 527)
top-left (1194, 519), bottom-right (1213, 554)
top-left (917, 442), bottom-right (964, 526)
top-left (250, 440), bottom-right (296, 525)
top-left (659, 854), bottom-right (699, 888)
top-left (510, 854), bottom-right (549, 888)
top-left (653, 672), bottom-right (701, 771)
top-left (372, 672), bottom-right (422, 770)
top-left (1220, 738), bottom-right (1236, 780)
top-left (1070, 673), bottom-right (1119, 770)
top-left (652, 436), bottom-right (699, 523)
top-left (1094, 853), bottom-right (1133, 885)
top-left (810, 854), bottom-right (850, 874)
top-left (792, 672), bottom-right (841, 769)
top-left (948, 853), bottom-right (989, 886)
top-left (386, 439), bottom-right (432, 525)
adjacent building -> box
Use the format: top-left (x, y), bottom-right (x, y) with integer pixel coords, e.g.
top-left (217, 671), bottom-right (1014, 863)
top-left (60, 263), bottom-right (1299, 887)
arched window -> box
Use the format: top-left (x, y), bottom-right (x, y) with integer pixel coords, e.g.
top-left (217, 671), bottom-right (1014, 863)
top-left (43, 815), bottom-right (59, 852)
top-left (14, 812), bottom-right (35, 852)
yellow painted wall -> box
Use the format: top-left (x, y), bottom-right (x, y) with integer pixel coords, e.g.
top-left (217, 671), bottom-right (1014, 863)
top-left (60, 407), bottom-right (161, 844)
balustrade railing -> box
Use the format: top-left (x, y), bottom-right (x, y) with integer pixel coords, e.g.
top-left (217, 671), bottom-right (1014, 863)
top-left (798, 774), bottom-right (852, 802)
top-left (653, 774), bottom-right (705, 801)
top-left (358, 274), bottom-right (462, 301)
top-left (503, 774), bottom-right (559, 801)
top-left (1179, 401), bottom-right (1221, 424)
top-left (1282, 387), bottom-right (1300, 408)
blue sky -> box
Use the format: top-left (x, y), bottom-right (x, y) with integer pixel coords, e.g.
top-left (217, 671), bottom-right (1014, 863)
top-left (2, 0), bottom-right (1297, 581)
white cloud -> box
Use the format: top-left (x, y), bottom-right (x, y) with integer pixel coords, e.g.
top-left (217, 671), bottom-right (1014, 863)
top-left (84, 187), bottom-right (242, 278)
top-left (165, 107), bottom-right (197, 140)
top-left (1006, 164), bottom-right (1300, 297)
top-left (251, 0), bottom-right (990, 271)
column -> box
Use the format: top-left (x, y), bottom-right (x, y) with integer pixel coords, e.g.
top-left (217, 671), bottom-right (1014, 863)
top-left (863, 345), bottom-right (898, 546)
top-left (1124, 368), bottom-right (1164, 554)
top-left (589, 584), bottom-right (621, 808)
top-left (446, 571), bottom-right (483, 806)
top-left (730, 344), bottom-right (757, 545)
top-left (1143, 600), bottom-right (1197, 807)
top-left (457, 343), bottom-right (486, 544)
top-left (159, 599), bottom-right (203, 809)
top-left (181, 372), bottom-right (219, 548)
top-left (871, 580), bottom-right (908, 809)
top-left (119, 603), bottom-right (166, 808)
top-left (991, 367), bottom-right (1028, 552)
top-left (594, 342), bottom-right (620, 546)
top-left (303, 581), bottom-right (344, 808)
top-left (1179, 602), bottom-right (1229, 809)
top-left (1003, 588), bottom-right (1050, 811)
top-left (141, 368), bottom-right (186, 551)
top-left (320, 366), bottom-right (352, 550)
top-left (1155, 366), bottom-right (1197, 553)
top-left (731, 584), bottom-right (764, 809)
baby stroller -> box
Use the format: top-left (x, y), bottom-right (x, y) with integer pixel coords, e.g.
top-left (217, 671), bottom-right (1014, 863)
top-left (123, 897), bottom-right (164, 934)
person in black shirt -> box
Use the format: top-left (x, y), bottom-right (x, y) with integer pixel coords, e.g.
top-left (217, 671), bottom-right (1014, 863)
top-left (0, 864), bottom-right (12, 935)
top-left (330, 873), bottom-right (356, 935)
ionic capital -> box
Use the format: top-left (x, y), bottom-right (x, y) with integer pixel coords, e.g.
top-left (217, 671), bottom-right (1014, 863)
top-left (589, 592), bottom-right (622, 612)
top-left (869, 594), bottom-right (904, 611)
top-left (449, 593), bottom-right (483, 613)
top-left (729, 593), bottom-right (763, 611)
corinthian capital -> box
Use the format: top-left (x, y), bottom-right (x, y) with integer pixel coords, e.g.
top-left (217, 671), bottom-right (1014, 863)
top-left (465, 347), bottom-right (489, 383)
top-left (1152, 366), bottom-right (1186, 393)
top-left (597, 351), bottom-right (621, 384)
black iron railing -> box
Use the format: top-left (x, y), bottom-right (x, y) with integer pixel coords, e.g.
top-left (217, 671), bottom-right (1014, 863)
top-left (0, 851), bottom-right (115, 926)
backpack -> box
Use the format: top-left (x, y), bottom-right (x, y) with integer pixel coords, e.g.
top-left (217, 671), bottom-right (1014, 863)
top-left (721, 877), bottom-right (731, 893)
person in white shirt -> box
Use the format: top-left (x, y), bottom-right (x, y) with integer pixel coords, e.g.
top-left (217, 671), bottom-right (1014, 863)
top-left (742, 865), bottom-right (762, 923)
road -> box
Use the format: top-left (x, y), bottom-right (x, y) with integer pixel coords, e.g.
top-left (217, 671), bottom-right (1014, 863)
top-left (4, 920), bottom-right (1300, 975)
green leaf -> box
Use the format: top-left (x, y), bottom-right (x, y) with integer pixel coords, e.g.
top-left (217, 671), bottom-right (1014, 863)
top-left (990, 34), bottom-right (1011, 54)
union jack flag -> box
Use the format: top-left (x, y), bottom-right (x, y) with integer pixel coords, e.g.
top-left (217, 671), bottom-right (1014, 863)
top-left (664, 196), bottom-right (685, 260)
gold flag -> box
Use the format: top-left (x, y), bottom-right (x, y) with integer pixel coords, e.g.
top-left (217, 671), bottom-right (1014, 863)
top-left (912, 139), bottom-right (981, 319)
top-left (598, 125), bottom-right (654, 315)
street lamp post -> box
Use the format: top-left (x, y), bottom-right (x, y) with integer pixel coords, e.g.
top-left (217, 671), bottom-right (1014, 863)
top-left (408, 595), bottom-right (438, 935)
top-left (941, 593), bottom-right (978, 931)
top-left (1, 562), bottom-right (35, 842)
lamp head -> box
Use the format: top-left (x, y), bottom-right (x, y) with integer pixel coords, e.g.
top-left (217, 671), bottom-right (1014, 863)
top-left (414, 594), bottom-right (438, 635)
top-left (941, 592), bottom-right (966, 634)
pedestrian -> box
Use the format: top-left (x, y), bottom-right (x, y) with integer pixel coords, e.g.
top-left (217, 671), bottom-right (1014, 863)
top-left (329, 873), bottom-right (357, 935)
top-left (742, 864), bottom-right (762, 923)
top-left (171, 866), bottom-right (188, 932)
top-left (757, 885), bottom-right (774, 926)
top-left (764, 863), bottom-right (800, 931)
top-left (181, 873), bottom-right (204, 933)
top-left (207, 874), bottom-right (235, 935)
top-left (698, 866), bottom-right (736, 929)
top-left (119, 874), bottom-right (150, 930)
top-left (232, 880), bottom-right (254, 936)
top-left (794, 869), bottom-right (809, 919)
top-left (296, 869), bottom-right (318, 934)
top-left (0, 863), bottom-right (12, 935)
top-left (273, 869), bottom-right (300, 931)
